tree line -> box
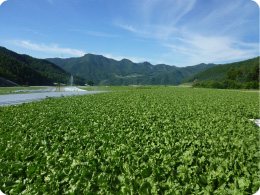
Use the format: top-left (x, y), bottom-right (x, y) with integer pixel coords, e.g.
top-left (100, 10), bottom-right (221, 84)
top-left (192, 61), bottom-right (259, 89)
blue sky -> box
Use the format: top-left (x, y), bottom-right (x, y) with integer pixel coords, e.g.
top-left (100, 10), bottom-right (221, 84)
top-left (0, 0), bottom-right (259, 67)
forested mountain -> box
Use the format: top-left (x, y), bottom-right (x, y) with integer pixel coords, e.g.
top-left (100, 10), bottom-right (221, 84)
top-left (47, 55), bottom-right (215, 85)
top-left (141, 63), bottom-right (215, 85)
top-left (0, 77), bottom-right (19, 87)
top-left (0, 47), bottom-right (85, 86)
top-left (47, 55), bottom-right (177, 85)
top-left (1, 46), bottom-right (257, 87)
top-left (183, 57), bottom-right (259, 89)
top-left (0, 54), bottom-right (53, 86)
top-left (183, 57), bottom-right (259, 83)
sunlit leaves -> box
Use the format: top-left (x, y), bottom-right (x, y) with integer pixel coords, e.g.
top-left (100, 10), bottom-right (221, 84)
top-left (0, 87), bottom-right (259, 194)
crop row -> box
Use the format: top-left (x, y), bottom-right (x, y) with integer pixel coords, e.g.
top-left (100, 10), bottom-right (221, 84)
top-left (0, 87), bottom-right (259, 194)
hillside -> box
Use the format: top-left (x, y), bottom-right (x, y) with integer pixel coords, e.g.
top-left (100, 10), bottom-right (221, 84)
top-left (142, 63), bottom-right (215, 85)
top-left (182, 57), bottom-right (259, 83)
top-left (0, 47), bottom-right (85, 86)
top-left (3, 46), bottom-right (256, 87)
top-left (47, 55), bottom-right (177, 85)
top-left (0, 77), bottom-right (19, 87)
top-left (182, 57), bottom-right (259, 89)
top-left (0, 54), bottom-right (54, 86)
top-left (47, 55), bottom-right (215, 85)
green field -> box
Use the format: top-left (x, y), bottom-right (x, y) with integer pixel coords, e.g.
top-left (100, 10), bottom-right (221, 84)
top-left (78, 85), bottom-right (160, 91)
top-left (0, 87), bottom-right (259, 194)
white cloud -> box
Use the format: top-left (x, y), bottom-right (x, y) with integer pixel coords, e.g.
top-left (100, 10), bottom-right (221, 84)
top-left (116, 0), bottom-right (195, 40)
top-left (140, 0), bottom-right (195, 25)
top-left (116, 23), bottom-right (178, 41)
top-left (164, 32), bottom-right (259, 65)
top-left (22, 28), bottom-right (48, 37)
top-left (9, 40), bottom-right (150, 63)
top-left (116, 0), bottom-right (258, 66)
top-left (116, 23), bottom-right (153, 38)
top-left (10, 40), bottom-right (85, 57)
top-left (70, 29), bottom-right (120, 38)
top-left (0, 0), bottom-right (7, 6)
top-left (117, 24), bottom-right (138, 33)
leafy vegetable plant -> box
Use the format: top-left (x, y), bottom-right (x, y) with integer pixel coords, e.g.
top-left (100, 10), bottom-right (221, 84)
top-left (0, 87), bottom-right (259, 194)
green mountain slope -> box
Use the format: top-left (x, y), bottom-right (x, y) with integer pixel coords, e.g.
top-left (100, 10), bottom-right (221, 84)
top-left (0, 53), bottom-right (55, 86)
top-left (142, 63), bottom-right (215, 85)
top-left (47, 55), bottom-right (178, 85)
top-left (0, 77), bottom-right (19, 87)
top-left (47, 55), bottom-right (215, 85)
top-left (183, 57), bottom-right (259, 83)
top-left (0, 47), bottom-right (85, 86)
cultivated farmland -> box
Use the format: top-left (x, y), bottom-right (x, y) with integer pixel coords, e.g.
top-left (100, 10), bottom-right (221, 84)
top-left (0, 87), bottom-right (259, 194)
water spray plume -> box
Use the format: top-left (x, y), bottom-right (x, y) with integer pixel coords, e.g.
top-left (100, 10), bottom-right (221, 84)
top-left (70, 75), bottom-right (73, 86)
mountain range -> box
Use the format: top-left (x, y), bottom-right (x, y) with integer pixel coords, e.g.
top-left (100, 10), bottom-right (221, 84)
top-left (47, 55), bottom-right (215, 85)
top-left (0, 47), bottom-right (85, 86)
top-left (0, 46), bottom-right (258, 87)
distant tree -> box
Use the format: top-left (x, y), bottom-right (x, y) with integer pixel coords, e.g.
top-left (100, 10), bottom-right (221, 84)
top-left (226, 68), bottom-right (243, 81)
top-left (86, 80), bottom-right (94, 86)
top-left (244, 81), bottom-right (259, 89)
top-left (246, 62), bottom-right (259, 82)
top-left (207, 81), bottom-right (222, 88)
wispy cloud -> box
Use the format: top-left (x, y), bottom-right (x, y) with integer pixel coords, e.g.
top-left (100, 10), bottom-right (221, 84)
top-left (116, 0), bottom-right (195, 40)
top-left (116, 23), bottom-right (152, 38)
top-left (70, 29), bottom-right (120, 38)
top-left (10, 40), bottom-right (85, 57)
top-left (116, 23), bottom-right (178, 41)
top-left (9, 40), bottom-right (150, 63)
top-left (117, 24), bottom-right (138, 33)
top-left (191, 0), bottom-right (250, 35)
top-left (164, 32), bottom-right (258, 65)
top-left (140, 0), bottom-right (196, 25)
top-left (22, 28), bottom-right (48, 37)
top-left (115, 0), bottom-right (258, 66)
top-left (47, 0), bottom-right (54, 4)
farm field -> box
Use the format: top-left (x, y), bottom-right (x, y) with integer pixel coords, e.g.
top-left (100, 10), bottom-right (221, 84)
top-left (78, 85), bottom-right (158, 91)
top-left (0, 87), bottom-right (259, 194)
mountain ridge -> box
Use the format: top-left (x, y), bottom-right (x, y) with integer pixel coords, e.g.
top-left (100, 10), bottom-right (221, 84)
top-left (47, 54), bottom-right (214, 85)
top-left (182, 57), bottom-right (259, 83)
top-left (0, 46), bottom-right (85, 86)
top-left (1, 46), bottom-right (257, 87)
